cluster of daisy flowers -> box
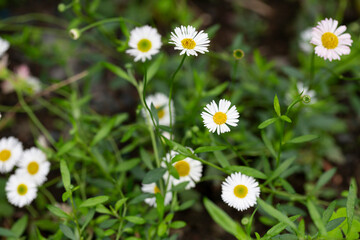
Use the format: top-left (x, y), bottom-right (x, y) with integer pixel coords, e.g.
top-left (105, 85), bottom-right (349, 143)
top-left (127, 18), bottom-right (352, 211)
top-left (0, 137), bottom-right (50, 208)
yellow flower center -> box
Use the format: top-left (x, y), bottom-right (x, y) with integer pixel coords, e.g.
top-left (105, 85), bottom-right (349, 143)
top-left (321, 32), bottom-right (338, 49)
top-left (154, 185), bottom-right (161, 194)
top-left (213, 112), bottom-right (227, 125)
top-left (0, 149), bottom-right (11, 162)
top-left (174, 160), bottom-right (190, 177)
top-left (181, 38), bottom-right (196, 49)
top-left (27, 161), bottom-right (39, 175)
top-left (137, 39), bottom-right (152, 52)
top-left (155, 105), bottom-right (165, 119)
top-left (17, 184), bottom-right (28, 196)
top-left (234, 185), bottom-right (248, 198)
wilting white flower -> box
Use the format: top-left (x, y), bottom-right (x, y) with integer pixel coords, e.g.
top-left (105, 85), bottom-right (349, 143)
top-left (311, 18), bottom-right (352, 61)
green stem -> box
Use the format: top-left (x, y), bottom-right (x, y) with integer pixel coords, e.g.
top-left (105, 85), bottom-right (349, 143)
top-left (169, 55), bottom-right (187, 139)
top-left (310, 50), bottom-right (315, 87)
top-left (222, 135), bottom-right (248, 166)
top-left (79, 17), bottom-right (139, 34)
top-left (16, 91), bottom-right (55, 145)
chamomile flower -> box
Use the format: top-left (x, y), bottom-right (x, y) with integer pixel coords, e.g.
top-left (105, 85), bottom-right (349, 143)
top-left (0, 137), bottom-right (23, 173)
top-left (221, 172), bottom-right (260, 211)
top-left (0, 37), bottom-right (9, 58)
top-left (6, 174), bottom-right (37, 207)
top-left (201, 99), bottom-right (239, 135)
top-left (169, 25), bottom-right (210, 56)
top-left (16, 147), bottom-right (50, 186)
top-left (141, 183), bottom-right (172, 207)
top-left (311, 18), bottom-right (352, 61)
top-left (126, 25), bottom-right (162, 62)
top-left (162, 150), bottom-right (202, 190)
top-left (143, 93), bottom-right (174, 126)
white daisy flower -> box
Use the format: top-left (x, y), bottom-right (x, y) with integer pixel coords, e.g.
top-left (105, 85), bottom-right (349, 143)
top-left (141, 182), bottom-right (172, 207)
top-left (126, 25), bottom-right (162, 62)
top-left (310, 18), bottom-right (352, 61)
top-left (297, 82), bottom-right (317, 103)
top-left (0, 37), bottom-right (10, 58)
top-left (169, 25), bottom-right (210, 56)
top-left (143, 93), bottom-right (174, 126)
top-left (221, 172), bottom-right (260, 211)
top-left (16, 147), bottom-right (50, 186)
top-left (299, 27), bottom-right (313, 53)
top-left (162, 150), bottom-right (203, 190)
top-left (0, 137), bottom-right (23, 173)
top-left (6, 174), bottom-right (37, 208)
top-left (201, 99), bottom-right (239, 135)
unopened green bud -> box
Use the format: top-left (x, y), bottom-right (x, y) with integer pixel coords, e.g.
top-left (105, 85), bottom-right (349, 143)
top-left (302, 94), bottom-right (311, 104)
top-left (241, 217), bottom-right (249, 225)
top-left (69, 29), bottom-right (80, 40)
top-left (233, 49), bottom-right (245, 60)
top-left (58, 3), bottom-right (67, 12)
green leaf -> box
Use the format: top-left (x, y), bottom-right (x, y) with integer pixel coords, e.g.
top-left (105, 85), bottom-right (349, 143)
top-left (142, 168), bottom-right (167, 184)
top-left (60, 160), bottom-right (71, 191)
top-left (0, 228), bottom-right (17, 237)
top-left (257, 199), bottom-right (297, 233)
top-left (261, 130), bottom-right (276, 158)
top-left (287, 134), bottom-right (318, 144)
top-left (203, 198), bottom-right (249, 239)
top-left (170, 181), bottom-right (189, 192)
top-left (280, 115), bottom-right (292, 123)
top-left (157, 221), bottom-right (167, 237)
top-left (169, 165), bottom-right (180, 179)
top-left (47, 205), bottom-right (70, 219)
top-left (263, 215), bottom-right (300, 239)
top-left (80, 209), bottom-right (95, 232)
top-left (265, 157), bottom-right (295, 184)
top-left (103, 62), bottom-right (136, 86)
top-left (116, 158), bottom-right (141, 172)
top-left (162, 138), bottom-right (192, 156)
top-left (274, 94), bottom-right (281, 117)
top-left (170, 221), bottom-right (186, 229)
top-left (91, 118), bottom-right (116, 146)
top-left (59, 224), bottom-right (76, 240)
top-left (140, 148), bottom-right (153, 169)
top-left (115, 198), bottom-right (128, 211)
top-left (80, 196), bottom-right (109, 208)
top-left (347, 178), bottom-right (357, 235)
top-left (258, 118), bottom-right (278, 129)
top-left (11, 215), bottom-right (28, 237)
top-left (322, 200), bottom-right (337, 224)
top-left (147, 54), bottom-right (163, 82)
top-left (226, 166), bottom-right (267, 179)
top-left (326, 217), bottom-right (346, 232)
top-left (125, 216), bottom-right (146, 225)
top-left (194, 145), bottom-right (228, 154)
top-left (62, 190), bottom-right (71, 202)
top-left (306, 199), bottom-right (327, 236)
top-left (214, 151), bottom-right (230, 168)
top-left (155, 193), bottom-right (165, 220)
top-left (57, 141), bottom-right (76, 156)
top-left (171, 154), bottom-right (186, 164)
top-left (95, 204), bottom-right (112, 215)
top-left (314, 168), bottom-right (337, 193)
top-left (204, 82), bottom-right (228, 97)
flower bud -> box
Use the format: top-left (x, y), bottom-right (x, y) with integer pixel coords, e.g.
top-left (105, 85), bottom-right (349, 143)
top-left (233, 49), bottom-right (245, 60)
top-left (302, 94), bottom-right (311, 104)
top-left (69, 29), bottom-right (80, 40)
top-left (58, 3), bottom-right (67, 12)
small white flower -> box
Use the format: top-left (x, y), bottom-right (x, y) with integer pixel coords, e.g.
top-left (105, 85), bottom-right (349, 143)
top-left (0, 37), bottom-right (10, 58)
top-left (16, 147), bottom-right (50, 186)
top-left (0, 137), bottom-right (23, 173)
top-left (143, 93), bottom-right (174, 126)
top-left (201, 99), bottom-right (239, 135)
top-left (141, 183), bottom-right (172, 207)
top-left (299, 28), bottom-right (313, 53)
top-left (169, 25), bottom-right (210, 56)
top-left (6, 174), bottom-right (37, 207)
top-left (311, 18), bottom-right (352, 61)
top-left (162, 150), bottom-right (202, 190)
top-left (221, 172), bottom-right (260, 211)
top-left (126, 25), bottom-right (162, 62)
top-left (297, 82), bottom-right (317, 103)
